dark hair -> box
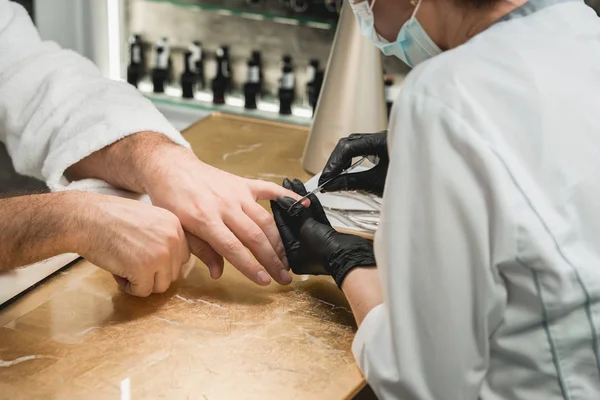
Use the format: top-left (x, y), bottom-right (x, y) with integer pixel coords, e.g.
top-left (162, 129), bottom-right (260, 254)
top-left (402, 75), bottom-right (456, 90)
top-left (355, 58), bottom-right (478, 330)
top-left (471, 0), bottom-right (503, 7)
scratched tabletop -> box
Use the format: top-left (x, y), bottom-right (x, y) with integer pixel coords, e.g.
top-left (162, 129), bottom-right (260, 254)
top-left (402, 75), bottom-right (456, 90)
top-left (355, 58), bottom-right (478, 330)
top-left (0, 114), bottom-right (366, 399)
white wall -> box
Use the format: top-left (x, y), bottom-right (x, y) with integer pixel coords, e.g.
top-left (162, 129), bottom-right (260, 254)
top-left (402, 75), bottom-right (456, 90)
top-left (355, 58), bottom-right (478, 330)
top-left (34, 0), bottom-right (126, 79)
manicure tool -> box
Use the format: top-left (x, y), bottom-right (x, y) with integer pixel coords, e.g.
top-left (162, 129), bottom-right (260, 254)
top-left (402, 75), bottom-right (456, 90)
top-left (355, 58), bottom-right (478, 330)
top-left (287, 156), bottom-right (368, 214)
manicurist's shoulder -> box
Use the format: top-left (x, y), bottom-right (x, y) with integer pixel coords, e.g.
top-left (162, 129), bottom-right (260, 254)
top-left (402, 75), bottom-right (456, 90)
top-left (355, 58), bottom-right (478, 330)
top-left (398, 29), bottom-right (530, 112)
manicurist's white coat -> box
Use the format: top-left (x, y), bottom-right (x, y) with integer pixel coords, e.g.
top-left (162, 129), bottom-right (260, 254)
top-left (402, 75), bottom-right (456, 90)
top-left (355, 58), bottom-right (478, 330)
top-left (353, 1), bottom-right (600, 398)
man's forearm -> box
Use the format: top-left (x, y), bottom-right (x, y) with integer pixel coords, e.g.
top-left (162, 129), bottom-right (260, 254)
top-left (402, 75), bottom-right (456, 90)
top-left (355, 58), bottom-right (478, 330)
top-left (65, 131), bottom-right (192, 194)
top-left (0, 192), bottom-right (81, 270)
top-left (342, 268), bottom-right (383, 326)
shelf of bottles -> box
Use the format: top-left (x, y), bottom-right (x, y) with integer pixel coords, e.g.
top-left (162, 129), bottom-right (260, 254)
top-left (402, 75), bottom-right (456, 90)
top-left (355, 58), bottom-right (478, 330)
top-left (127, 38), bottom-right (326, 127)
top-left (142, 0), bottom-right (340, 30)
top-left (139, 83), bottom-right (314, 127)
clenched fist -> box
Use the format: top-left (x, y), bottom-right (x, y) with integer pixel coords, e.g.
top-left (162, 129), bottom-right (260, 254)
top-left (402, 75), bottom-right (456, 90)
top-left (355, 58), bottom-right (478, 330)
top-left (73, 193), bottom-right (190, 297)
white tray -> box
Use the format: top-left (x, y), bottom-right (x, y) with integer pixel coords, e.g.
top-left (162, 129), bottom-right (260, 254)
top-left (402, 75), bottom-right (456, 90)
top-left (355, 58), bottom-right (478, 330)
top-left (305, 171), bottom-right (380, 239)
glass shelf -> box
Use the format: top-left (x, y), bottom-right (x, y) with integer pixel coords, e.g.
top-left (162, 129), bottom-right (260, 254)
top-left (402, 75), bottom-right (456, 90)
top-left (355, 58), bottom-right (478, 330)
top-left (138, 82), bottom-right (313, 127)
top-left (143, 0), bottom-right (338, 30)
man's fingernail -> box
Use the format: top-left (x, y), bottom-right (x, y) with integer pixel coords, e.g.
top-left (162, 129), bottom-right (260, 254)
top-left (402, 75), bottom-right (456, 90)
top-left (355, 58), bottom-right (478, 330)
top-left (279, 269), bottom-right (292, 284)
top-left (257, 271), bottom-right (271, 285)
top-left (209, 264), bottom-right (221, 279)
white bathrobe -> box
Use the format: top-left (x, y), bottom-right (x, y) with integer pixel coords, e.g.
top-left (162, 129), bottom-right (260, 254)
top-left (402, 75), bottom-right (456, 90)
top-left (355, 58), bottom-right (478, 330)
top-left (0, 1), bottom-right (189, 192)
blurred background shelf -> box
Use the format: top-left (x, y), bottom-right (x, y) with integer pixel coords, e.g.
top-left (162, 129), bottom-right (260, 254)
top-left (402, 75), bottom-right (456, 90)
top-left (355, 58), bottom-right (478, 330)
top-left (143, 0), bottom-right (338, 30)
top-left (140, 83), bottom-right (314, 129)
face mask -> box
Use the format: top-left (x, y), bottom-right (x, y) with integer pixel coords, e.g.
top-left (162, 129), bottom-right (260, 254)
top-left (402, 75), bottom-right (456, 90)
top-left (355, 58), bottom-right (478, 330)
top-left (349, 0), bottom-right (442, 68)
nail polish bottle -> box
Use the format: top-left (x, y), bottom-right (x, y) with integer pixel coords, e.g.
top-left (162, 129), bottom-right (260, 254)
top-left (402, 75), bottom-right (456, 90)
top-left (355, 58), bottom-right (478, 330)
top-left (244, 59), bottom-right (260, 110)
top-left (251, 50), bottom-right (264, 96)
top-left (306, 58), bottom-right (320, 106)
top-left (212, 50), bottom-right (228, 105)
top-left (219, 45), bottom-right (232, 93)
top-left (280, 55), bottom-right (296, 104)
top-left (189, 41), bottom-right (205, 90)
top-left (127, 34), bottom-right (144, 88)
top-left (181, 51), bottom-right (196, 99)
top-left (282, 54), bottom-right (293, 69)
top-left (310, 69), bottom-right (325, 116)
top-left (152, 37), bottom-right (171, 93)
top-left (279, 65), bottom-right (295, 115)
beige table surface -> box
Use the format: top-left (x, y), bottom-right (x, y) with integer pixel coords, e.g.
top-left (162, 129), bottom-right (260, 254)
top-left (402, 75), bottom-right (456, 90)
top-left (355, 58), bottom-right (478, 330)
top-left (0, 114), bottom-right (366, 400)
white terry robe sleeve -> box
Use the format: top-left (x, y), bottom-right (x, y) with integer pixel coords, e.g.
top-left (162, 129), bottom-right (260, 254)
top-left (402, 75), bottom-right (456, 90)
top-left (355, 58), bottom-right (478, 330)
top-left (352, 91), bottom-right (511, 399)
top-left (0, 1), bottom-right (189, 191)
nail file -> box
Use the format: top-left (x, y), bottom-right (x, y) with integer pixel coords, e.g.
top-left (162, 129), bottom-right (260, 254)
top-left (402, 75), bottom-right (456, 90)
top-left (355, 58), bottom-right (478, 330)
top-left (287, 156), bottom-right (368, 214)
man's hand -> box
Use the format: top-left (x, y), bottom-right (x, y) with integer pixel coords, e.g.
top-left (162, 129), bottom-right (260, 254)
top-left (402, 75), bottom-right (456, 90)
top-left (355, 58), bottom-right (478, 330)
top-left (271, 178), bottom-right (377, 288)
top-left (0, 192), bottom-right (189, 297)
top-left (319, 131), bottom-right (389, 196)
top-left (67, 132), bottom-right (301, 286)
top-left (76, 193), bottom-right (190, 297)
top-left (145, 149), bottom-right (296, 286)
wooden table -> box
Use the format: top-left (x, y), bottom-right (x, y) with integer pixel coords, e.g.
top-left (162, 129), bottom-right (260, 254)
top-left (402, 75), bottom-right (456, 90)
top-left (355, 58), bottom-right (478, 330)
top-left (0, 114), bottom-right (366, 399)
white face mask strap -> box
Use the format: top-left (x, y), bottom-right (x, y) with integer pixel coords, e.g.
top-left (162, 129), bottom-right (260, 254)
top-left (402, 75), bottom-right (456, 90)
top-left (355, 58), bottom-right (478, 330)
top-left (410, 0), bottom-right (422, 18)
top-left (369, 0), bottom-right (377, 11)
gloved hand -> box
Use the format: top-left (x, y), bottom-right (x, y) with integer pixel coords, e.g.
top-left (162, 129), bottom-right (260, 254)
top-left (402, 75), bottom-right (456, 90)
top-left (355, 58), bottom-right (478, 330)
top-left (318, 131), bottom-right (389, 196)
top-left (270, 178), bottom-right (376, 288)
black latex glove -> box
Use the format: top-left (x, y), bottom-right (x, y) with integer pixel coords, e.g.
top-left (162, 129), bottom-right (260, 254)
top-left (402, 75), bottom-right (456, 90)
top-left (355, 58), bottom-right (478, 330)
top-left (319, 131), bottom-right (389, 196)
top-left (270, 178), bottom-right (376, 288)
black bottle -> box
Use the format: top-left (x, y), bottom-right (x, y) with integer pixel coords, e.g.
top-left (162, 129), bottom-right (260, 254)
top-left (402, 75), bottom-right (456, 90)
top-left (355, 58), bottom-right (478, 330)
top-left (282, 54), bottom-right (293, 69)
top-left (306, 59), bottom-right (320, 106)
top-left (244, 59), bottom-right (260, 110)
top-left (290, 0), bottom-right (310, 13)
top-left (152, 38), bottom-right (171, 93)
top-left (219, 45), bottom-right (232, 92)
top-left (280, 55), bottom-right (296, 103)
top-left (181, 51), bottom-right (196, 99)
top-left (127, 34), bottom-right (144, 88)
top-left (310, 69), bottom-right (325, 116)
top-left (163, 37), bottom-right (174, 84)
top-left (279, 65), bottom-right (295, 115)
top-left (212, 52), bottom-right (228, 105)
top-left (251, 50), bottom-right (264, 96)
top-left (384, 75), bottom-right (395, 118)
top-left (189, 41), bottom-right (205, 90)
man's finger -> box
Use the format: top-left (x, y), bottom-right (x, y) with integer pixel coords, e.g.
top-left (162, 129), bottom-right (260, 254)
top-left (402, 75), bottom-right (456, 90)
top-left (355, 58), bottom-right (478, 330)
top-left (201, 222), bottom-right (272, 286)
top-left (224, 211), bottom-right (292, 285)
top-left (125, 272), bottom-right (154, 297)
top-left (186, 233), bottom-right (225, 279)
top-left (172, 225), bottom-right (190, 281)
top-left (244, 201), bottom-right (289, 270)
top-left (113, 274), bottom-right (128, 290)
top-left (248, 179), bottom-right (301, 201)
top-left (153, 268), bottom-right (172, 294)
top-left (249, 179), bottom-right (310, 208)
